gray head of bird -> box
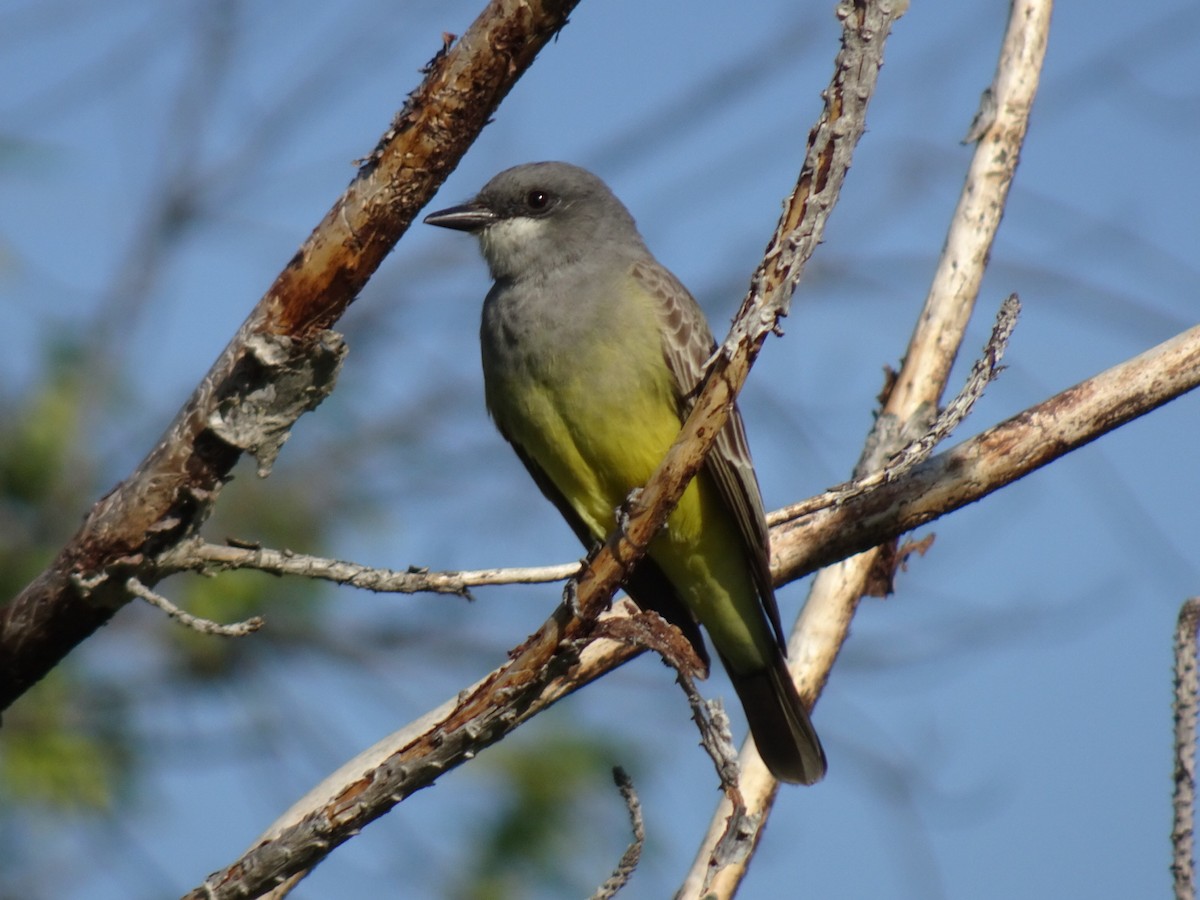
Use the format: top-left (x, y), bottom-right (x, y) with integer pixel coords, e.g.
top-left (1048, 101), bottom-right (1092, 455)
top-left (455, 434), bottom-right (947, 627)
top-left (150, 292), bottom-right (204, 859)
top-left (424, 161), bottom-right (646, 282)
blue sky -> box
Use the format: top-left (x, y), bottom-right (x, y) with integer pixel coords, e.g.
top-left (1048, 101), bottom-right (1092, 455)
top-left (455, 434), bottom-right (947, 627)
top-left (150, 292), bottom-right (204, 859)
top-left (2, 1), bottom-right (1199, 897)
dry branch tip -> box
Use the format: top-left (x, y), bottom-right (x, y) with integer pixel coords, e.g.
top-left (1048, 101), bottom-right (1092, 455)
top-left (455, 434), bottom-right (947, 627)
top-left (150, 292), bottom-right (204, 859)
top-left (125, 577), bottom-right (263, 637)
top-left (588, 767), bottom-right (645, 900)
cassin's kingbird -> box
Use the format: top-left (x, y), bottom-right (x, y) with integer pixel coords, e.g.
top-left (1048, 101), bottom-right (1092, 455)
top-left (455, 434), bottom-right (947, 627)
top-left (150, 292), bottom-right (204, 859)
top-left (425, 161), bottom-right (826, 785)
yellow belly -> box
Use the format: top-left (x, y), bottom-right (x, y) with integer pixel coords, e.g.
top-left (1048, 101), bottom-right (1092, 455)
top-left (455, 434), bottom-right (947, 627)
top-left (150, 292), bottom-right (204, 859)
top-left (489, 361), bottom-right (771, 671)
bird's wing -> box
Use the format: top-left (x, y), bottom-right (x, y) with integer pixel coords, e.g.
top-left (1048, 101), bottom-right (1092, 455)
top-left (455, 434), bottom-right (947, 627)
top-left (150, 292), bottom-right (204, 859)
top-left (631, 259), bottom-right (786, 652)
top-left (499, 427), bottom-right (711, 672)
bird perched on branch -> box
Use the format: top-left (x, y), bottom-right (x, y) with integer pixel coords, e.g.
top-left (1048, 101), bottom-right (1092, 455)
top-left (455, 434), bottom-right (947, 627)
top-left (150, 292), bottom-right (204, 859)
top-left (425, 161), bottom-right (826, 785)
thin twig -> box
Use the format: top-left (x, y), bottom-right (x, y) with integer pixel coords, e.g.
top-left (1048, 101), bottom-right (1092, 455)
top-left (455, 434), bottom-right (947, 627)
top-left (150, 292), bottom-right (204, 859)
top-left (768, 292), bottom-right (1021, 525)
top-left (677, 674), bottom-right (743, 799)
top-left (588, 767), bottom-right (645, 900)
top-left (673, 674), bottom-right (764, 897)
top-left (124, 577), bottom-right (262, 637)
top-left (1173, 597), bottom-right (1200, 900)
top-left (881, 292), bottom-right (1020, 476)
top-left (164, 537), bottom-right (581, 596)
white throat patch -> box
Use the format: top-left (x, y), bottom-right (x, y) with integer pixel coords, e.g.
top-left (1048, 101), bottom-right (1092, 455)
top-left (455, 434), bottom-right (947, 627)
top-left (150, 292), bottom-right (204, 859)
top-left (480, 216), bottom-right (554, 279)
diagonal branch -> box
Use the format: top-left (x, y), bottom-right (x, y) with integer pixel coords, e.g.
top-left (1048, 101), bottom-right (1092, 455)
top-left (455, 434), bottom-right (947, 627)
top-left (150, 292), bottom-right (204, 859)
top-left (555, 0), bottom-right (904, 659)
top-left (682, 0), bottom-right (1055, 894)
top-left (773, 322), bottom-right (1200, 579)
top-left (0, 0), bottom-right (581, 710)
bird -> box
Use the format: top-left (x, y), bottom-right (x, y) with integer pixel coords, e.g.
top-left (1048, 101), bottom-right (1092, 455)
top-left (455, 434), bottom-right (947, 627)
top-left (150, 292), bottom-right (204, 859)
top-left (424, 161), bottom-right (826, 785)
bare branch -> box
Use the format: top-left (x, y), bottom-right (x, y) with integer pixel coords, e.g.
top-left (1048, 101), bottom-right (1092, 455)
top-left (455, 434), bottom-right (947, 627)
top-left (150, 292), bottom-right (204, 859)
top-left (770, 291), bottom-right (1021, 524)
top-left (682, 1), bottom-right (1054, 894)
top-left (186, 603), bottom-right (645, 900)
top-left (123, 578), bottom-right (262, 638)
top-left (772, 322), bottom-right (1200, 581)
top-left (588, 768), bottom-right (645, 900)
top-left (1174, 597), bottom-right (1200, 899)
top-left (883, 292), bottom-right (1021, 474)
top-left (677, 673), bottom-right (744, 798)
top-left (163, 538), bottom-right (581, 596)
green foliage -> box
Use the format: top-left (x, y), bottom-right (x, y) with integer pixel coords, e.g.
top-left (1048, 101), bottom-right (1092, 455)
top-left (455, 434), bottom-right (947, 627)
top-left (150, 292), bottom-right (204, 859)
top-left (0, 343), bottom-right (336, 817)
top-left (0, 374), bottom-right (76, 504)
top-left (0, 342), bottom-right (136, 815)
top-left (0, 341), bottom-right (90, 599)
top-left (0, 670), bottom-right (132, 812)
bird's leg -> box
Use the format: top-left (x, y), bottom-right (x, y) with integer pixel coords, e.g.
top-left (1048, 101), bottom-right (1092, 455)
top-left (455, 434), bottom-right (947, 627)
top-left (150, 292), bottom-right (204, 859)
top-left (563, 538), bottom-right (610, 621)
top-left (611, 487), bottom-right (654, 570)
top-left (563, 576), bottom-right (585, 620)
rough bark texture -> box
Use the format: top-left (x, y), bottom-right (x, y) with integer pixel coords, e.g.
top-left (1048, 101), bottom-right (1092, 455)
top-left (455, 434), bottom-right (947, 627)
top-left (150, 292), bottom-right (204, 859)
top-left (0, 0), bottom-right (580, 710)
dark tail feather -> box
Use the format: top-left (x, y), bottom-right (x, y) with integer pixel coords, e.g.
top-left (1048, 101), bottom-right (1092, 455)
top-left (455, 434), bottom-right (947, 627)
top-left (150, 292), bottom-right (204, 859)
top-left (725, 651), bottom-right (827, 785)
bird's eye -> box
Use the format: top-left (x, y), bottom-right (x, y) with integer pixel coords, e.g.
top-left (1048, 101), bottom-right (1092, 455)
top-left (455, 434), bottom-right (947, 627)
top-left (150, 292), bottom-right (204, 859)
top-left (525, 189), bottom-right (550, 211)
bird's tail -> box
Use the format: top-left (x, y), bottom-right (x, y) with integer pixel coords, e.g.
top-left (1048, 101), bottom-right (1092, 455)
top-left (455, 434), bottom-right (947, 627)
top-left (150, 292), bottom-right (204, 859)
top-left (725, 651), bottom-right (827, 785)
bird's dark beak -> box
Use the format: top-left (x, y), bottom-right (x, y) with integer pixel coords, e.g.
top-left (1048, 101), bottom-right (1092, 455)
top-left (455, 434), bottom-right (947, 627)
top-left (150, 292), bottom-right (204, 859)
top-left (423, 201), bottom-right (497, 232)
